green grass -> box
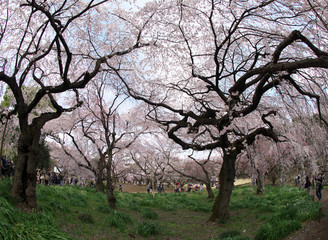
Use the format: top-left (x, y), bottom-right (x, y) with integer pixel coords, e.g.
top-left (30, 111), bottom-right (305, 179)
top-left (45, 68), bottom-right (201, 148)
top-left (106, 210), bottom-right (132, 230)
top-left (0, 178), bottom-right (322, 240)
top-left (135, 220), bottom-right (162, 237)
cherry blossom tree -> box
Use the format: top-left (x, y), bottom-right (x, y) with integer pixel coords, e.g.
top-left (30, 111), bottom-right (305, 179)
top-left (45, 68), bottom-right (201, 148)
top-left (119, 0), bottom-right (328, 222)
top-left (49, 77), bottom-right (146, 207)
top-left (244, 137), bottom-right (287, 194)
top-left (0, 0), bottom-right (152, 208)
top-left (129, 137), bottom-right (169, 188)
top-left (168, 149), bottom-right (221, 198)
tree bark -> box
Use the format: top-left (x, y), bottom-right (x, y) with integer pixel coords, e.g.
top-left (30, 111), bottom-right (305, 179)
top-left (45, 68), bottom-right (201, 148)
top-left (256, 169), bottom-right (265, 195)
top-left (96, 171), bottom-right (105, 193)
top-left (95, 158), bottom-right (105, 192)
top-left (106, 152), bottom-right (116, 208)
top-left (208, 151), bottom-right (236, 222)
top-left (205, 182), bottom-right (215, 199)
top-left (11, 127), bottom-right (40, 208)
top-left (0, 117), bottom-right (9, 178)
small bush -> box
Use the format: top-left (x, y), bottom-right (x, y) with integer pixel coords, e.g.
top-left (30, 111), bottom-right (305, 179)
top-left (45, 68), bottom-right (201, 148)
top-left (255, 219), bottom-right (301, 240)
top-left (218, 230), bottom-right (241, 239)
top-left (128, 200), bottom-right (143, 212)
top-left (96, 204), bottom-right (112, 213)
top-left (141, 208), bottom-right (158, 220)
top-left (0, 195), bottom-right (70, 240)
top-left (106, 211), bottom-right (132, 230)
top-left (135, 221), bottom-right (162, 237)
top-left (93, 192), bottom-right (107, 202)
top-left (78, 213), bottom-right (94, 224)
top-left (0, 178), bottom-right (15, 204)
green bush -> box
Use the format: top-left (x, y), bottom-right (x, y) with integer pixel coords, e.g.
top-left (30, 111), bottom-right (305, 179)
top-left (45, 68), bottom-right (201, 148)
top-left (96, 204), bottom-right (112, 213)
top-left (215, 230), bottom-right (251, 240)
top-left (135, 221), bottom-right (162, 237)
top-left (106, 211), bottom-right (132, 230)
top-left (141, 208), bottom-right (158, 220)
top-left (0, 178), bottom-right (15, 204)
top-left (78, 213), bottom-right (94, 224)
top-left (218, 230), bottom-right (242, 239)
top-left (0, 196), bottom-right (71, 240)
top-left (255, 219), bottom-right (302, 240)
top-left (93, 191), bottom-right (107, 202)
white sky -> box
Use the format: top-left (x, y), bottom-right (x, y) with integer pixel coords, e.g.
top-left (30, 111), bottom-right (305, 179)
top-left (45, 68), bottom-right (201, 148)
top-left (121, 0), bottom-right (153, 11)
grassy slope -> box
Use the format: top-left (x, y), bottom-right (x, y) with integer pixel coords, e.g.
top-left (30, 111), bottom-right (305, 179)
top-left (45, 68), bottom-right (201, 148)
top-left (0, 178), bottom-right (322, 240)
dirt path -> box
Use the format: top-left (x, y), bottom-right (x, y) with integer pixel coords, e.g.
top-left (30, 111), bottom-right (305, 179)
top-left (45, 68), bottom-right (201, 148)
top-left (287, 188), bottom-right (328, 240)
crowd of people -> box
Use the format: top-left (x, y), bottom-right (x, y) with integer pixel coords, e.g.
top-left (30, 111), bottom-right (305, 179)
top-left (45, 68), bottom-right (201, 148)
top-left (36, 169), bottom-right (95, 187)
top-left (173, 182), bottom-right (204, 193)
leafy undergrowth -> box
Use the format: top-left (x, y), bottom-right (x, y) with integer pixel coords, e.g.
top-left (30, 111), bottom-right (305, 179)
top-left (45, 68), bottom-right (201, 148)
top-left (0, 178), bottom-right (71, 240)
top-left (0, 178), bottom-right (321, 240)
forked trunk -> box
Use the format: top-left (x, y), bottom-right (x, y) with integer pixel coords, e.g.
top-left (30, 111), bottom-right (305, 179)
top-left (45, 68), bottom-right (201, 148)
top-left (11, 128), bottom-right (40, 209)
top-left (208, 151), bottom-right (236, 222)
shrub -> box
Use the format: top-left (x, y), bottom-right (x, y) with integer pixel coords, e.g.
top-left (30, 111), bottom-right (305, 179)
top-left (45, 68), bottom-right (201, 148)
top-left (96, 204), bottom-right (112, 213)
top-left (93, 191), bottom-right (107, 202)
top-left (215, 231), bottom-right (251, 240)
top-left (255, 219), bottom-right (301, 240)
top-left (218, 230), bottom-right (242, 239)
top-left (141, 208), bottom-right (158, 220)
top-left (78, 213), bottom-right (94, 224)
top-left (0, 178), bottom-right (15, 204)
top-left (135, 221), bottom-right (162, 237)
top-left (106, 211), bottom-right (132, 230)
top-left (0, 196), bottom-right (70, 240)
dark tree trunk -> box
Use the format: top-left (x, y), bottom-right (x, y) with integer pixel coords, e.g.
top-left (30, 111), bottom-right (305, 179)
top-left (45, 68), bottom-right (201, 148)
top-left (106, 153), bottom-right (116, 208)
top-left (95, 159), bottom-right (105, 192)
top-left (11, 127), bottom-right (41, 209)
top-left (256, 170), bottom-right (265, 195)
top-left (0, 117), bottom-right (9, 178)
top-left (208, 151), bottom-right (236, 222)
top-left (96, 172), bottom-right (105, 193)
top-left (205, 182), bottom-right (215, 199)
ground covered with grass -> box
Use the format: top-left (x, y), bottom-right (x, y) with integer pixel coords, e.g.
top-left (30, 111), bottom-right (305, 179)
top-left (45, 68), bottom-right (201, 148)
top-left (0, 178), bottom-right (322, 240)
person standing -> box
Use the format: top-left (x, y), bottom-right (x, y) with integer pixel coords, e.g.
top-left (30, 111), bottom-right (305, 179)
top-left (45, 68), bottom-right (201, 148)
top-left (304, 176), bottom-right (311, 194)
top-left (315, 173), bottom-right (323, 201)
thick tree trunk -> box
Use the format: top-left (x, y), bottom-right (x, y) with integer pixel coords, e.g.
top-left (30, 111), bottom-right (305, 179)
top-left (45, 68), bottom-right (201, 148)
top-left (96, 171), bottom-right (105, 193)
top-left (205, 182), bottom-right (215, 199)
top-left (0, 117), bottom-right (9, 178)
top-left (208, 151), bottom-right (236, 222)
top-left (11, 128), bottom-right (40, 209)
top-left (256, 170), bottom-right (265, 195)
top-left (106, 154), bottom-right (116, 208)
top-left (95, 159), bottom-right (105, 192)
top-left (106, 170), bottom-right (116, 208)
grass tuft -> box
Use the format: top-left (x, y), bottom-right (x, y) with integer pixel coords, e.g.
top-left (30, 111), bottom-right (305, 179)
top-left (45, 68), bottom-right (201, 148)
top-left (135, 220), bottom-right (162, 237)
top-left (106, 211), bottom-right (132, 230)
top-left (141, 207), bottom-right (158, 220)
top-left (96, 204), bottom-right (112, 213)
top-left (78, 213), bottom-right (94, 224)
